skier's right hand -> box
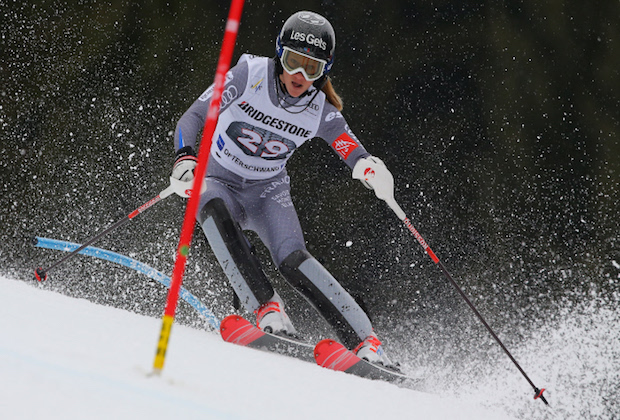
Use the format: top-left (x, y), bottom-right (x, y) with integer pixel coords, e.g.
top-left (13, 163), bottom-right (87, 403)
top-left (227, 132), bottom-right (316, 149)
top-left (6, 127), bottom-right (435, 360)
top-left (171, 146), bottom-right (198, 182)
top-left (170, 146), bottom-right (205, 198)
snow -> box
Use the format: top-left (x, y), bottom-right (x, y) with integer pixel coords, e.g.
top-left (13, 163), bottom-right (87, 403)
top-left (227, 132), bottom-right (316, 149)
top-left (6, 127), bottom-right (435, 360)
top-left (0, 276), bottom-right (516, 420)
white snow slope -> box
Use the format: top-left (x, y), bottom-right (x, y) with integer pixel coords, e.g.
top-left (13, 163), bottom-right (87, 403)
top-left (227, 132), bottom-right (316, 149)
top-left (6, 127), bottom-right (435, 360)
top-left (0, 276), bottom-right (518, 420)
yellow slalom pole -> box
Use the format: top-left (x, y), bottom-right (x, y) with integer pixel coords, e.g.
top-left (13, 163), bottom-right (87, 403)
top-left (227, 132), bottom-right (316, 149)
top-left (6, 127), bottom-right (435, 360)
top-left (153, 315), bottom-right (174, 370)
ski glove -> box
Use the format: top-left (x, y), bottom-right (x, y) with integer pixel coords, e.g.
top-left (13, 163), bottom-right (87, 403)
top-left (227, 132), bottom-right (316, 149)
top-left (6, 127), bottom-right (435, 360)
top-left (352, 156), bottom-right (396, 203)
top-left (170, 146), bottom-right (205, 198)
top-left (171, 146), bottom-right (198, 182)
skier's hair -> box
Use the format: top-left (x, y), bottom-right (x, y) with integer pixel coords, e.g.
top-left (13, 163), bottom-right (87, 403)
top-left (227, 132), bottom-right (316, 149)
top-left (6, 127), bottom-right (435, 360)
top-left (321, 77), bottom-right (343, 111)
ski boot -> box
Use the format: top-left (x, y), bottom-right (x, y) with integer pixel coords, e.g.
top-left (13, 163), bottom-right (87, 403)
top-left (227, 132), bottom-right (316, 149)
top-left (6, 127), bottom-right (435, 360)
top-left (354, 332), bottom-right (400, 371)
top-left (256, 300), bottom-right (297, 337)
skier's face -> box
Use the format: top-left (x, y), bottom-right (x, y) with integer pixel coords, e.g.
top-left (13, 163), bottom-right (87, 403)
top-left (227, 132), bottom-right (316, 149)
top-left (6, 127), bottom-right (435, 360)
top-left (279, 71), bottom-right (313, 98)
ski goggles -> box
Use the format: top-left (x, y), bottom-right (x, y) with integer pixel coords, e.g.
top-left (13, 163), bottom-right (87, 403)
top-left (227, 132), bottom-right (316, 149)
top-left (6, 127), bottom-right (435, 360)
top-left (280, 47), bottom-right (327, 81)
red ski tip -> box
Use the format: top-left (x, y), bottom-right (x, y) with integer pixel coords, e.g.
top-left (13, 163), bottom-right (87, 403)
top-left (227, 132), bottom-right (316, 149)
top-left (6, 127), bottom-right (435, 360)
top-left (35, 267), bottom-right (47, 282)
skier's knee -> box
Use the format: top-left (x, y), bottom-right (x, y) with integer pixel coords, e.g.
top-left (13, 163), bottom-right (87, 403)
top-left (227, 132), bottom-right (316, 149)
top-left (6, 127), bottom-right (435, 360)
top-left (199, 197), bottom-right (230, 225)
top-left (279, 250), bottom-right (312, 273)
top-left (200, 197), bottom-right (274, 307)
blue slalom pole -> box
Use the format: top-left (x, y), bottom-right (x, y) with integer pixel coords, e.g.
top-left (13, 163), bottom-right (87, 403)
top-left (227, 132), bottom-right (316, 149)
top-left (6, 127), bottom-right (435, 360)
top-left (34, 237), bottom-right (220, 329)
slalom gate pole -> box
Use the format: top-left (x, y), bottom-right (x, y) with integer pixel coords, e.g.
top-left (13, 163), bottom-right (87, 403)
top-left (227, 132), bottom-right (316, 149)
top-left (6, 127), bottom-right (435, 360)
top-left (383, 198), bottom-right (549, 406)
top-left (34, 237), bottom-right (220, 328)
top-left (34, 183), bottom-right (175, 282)
top-left (152, 0), bottom-right (245, 374)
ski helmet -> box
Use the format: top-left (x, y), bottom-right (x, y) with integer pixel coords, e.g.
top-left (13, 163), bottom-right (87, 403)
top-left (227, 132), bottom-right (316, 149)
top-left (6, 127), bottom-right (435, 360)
top-left (276, 11), bottom-right (336, 80)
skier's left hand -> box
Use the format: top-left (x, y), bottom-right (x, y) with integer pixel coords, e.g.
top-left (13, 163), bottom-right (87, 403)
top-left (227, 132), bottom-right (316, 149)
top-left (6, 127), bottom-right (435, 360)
top-left (352, 156), bottom-right (395, 203)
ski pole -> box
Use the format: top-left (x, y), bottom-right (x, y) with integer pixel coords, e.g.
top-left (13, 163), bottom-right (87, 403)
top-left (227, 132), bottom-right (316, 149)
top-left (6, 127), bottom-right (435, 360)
top-left (385, 196), bottom-right (549, 406)
top-left (351, 158), bottom-right (549, 405)
top-left (34, 183), bottom-right (176, 281)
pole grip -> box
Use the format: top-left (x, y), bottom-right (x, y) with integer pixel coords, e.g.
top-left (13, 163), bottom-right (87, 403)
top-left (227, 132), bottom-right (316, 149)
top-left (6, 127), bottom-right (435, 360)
top-left (384, 197), bottom-right (407, 220)
top-left (158, 184), bottom-right (177, 199)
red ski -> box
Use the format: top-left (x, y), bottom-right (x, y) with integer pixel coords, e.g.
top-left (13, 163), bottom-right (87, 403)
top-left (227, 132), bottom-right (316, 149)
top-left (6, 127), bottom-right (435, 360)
top-left (220, 315), bottom-right (314, 362)
top-left (314, 339), bottom-right (416, 383)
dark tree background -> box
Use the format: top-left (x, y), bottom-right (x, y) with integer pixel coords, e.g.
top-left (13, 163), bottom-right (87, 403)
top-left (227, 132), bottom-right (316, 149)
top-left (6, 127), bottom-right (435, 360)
top-left (1, 0), bottom-right (618, 376)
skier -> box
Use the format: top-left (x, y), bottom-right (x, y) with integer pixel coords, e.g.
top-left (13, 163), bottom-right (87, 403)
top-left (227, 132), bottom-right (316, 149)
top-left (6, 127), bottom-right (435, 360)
top-left (171, 10), bottom-right (398, 368)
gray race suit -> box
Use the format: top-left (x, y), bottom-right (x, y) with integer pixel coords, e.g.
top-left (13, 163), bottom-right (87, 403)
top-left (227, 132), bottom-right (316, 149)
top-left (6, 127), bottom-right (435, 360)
top-left (174, 54), bottom-right (373, 348)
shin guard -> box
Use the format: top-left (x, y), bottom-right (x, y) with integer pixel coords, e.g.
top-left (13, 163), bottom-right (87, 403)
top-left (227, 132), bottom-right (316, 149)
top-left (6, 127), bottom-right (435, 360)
top-left (279, 250), bottom-right (373, 349)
